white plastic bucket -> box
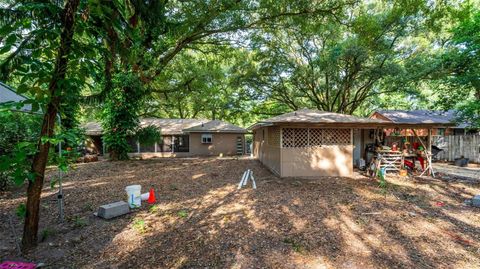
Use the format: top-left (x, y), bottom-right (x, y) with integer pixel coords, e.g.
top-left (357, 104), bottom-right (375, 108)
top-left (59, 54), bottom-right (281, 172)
top-left (125, 185), bottom-right (141, 208)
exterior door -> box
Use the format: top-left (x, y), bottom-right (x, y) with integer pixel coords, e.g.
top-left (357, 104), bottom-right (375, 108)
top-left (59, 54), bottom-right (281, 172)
top-left (174, 135), bottom-right (189, 152)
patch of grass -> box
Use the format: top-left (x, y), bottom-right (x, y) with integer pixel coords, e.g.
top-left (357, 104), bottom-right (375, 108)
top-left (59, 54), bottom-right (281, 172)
top-left (73, 216), bottom-right (88, 228)
top-left (177, 209), bottom-right (188, 218)
top-left (132, 218), bottom-right (147, 233)
top-left (169, 184), bottom-right (178, 191)
top-left (83, 202), bottom-right (94, 212)
top-left (283, 237), bottom-right (305, 254)
top-left (49, 176), bottom-right (58, 189)
top-left (16, 203), bottom-right (26, 219)
top-left (40, 227), bottom-right (56, 242)
top-left (149, 205), bottom-right (160, 214)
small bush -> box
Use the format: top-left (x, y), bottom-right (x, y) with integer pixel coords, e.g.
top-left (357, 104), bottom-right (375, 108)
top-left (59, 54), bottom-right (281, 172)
top-left (283, 237), bottom-right (305, 254)
top-left (149, 205), bottom-right (160, 214)
top-left (132, 218), bottom-right (146, 233)
top-left (0, 110), bottom-right (41, 189)
top-left (40, 228), bottom-right (56, 242)
top-left (177, 209), bottom-right (188, 218)
top-left (16, 203), bottom-right (26, 219)
top-left (73, 216), bottom-right (88, 228)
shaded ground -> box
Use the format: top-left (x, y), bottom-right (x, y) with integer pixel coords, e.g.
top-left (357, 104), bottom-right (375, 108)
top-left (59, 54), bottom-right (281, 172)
top-left (1, 157), bottom-right (480, 268)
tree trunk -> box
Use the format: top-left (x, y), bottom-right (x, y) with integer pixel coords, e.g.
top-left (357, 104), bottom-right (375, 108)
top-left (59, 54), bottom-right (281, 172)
top-left (22, 0), bottom-right (80, 251)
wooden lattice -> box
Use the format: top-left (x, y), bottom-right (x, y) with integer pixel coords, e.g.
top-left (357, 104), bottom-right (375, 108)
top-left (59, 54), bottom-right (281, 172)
top-left (282, 128), bottom-right (351, 148)
top-left (268, 127), bottom-right (281, 147)
top-left (282, 128), bottom-right (295, 148)
top-left (294, 128), bottom-right (309, 147)
top-left (323, 129), bottom-right (351, 145)
top-left (309, 128), bottom-right (322, 146)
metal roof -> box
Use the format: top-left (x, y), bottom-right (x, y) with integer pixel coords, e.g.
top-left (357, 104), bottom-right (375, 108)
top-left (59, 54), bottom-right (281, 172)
top-left (374, 110), bottom-right (467, 128)
top-left (0, 81), bottom-right (32, 112)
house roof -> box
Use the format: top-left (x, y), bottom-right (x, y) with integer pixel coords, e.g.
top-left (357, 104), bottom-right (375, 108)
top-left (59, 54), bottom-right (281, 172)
top-left (83, 118), bottom-right (246, 136)
top-left (0, 81), bottom-right (32, 112)
top-left (183, 120), bottom-right (247, 133)
top-left (250, 109), bottom-right (387, 129)
top-left (83, 122), bottom-right (103, 136)
top-left (373, 110), bottom-right (467, 128)
top-left (140, 118), bottom-right (205, 135)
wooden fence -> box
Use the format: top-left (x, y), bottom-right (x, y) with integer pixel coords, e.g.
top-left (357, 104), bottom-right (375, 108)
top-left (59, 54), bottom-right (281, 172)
top-left (434, 135), bottom-right (480, 163)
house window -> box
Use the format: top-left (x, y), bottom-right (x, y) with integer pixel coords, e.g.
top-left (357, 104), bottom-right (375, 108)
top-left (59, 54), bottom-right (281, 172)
top-left (201, 134), bottom-right (212, 144)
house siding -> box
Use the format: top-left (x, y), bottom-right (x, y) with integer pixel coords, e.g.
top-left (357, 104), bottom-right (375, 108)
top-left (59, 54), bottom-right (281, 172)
top-left (253, 125), bottom-right (354, 177)
top-left (253, 127), bottom-right (281, 175)
top-left (189, 133), bottom-right (245, 156)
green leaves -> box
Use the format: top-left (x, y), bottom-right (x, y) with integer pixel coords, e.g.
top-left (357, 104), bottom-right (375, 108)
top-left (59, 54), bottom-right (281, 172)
top-left (135, 126), bottom-right (161, 146)
top-left (16, 204), bottom-right (27, 219)
top-left (0, 111), bottom-right (42, 188)
top-left (5, 34), bottom-right (17, 46)
top-left (102, 71), bottom-right (145, 160)
top-left (113, 0), bottom-right (135, 21)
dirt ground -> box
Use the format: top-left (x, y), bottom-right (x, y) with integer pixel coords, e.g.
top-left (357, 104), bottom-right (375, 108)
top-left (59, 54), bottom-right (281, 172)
top-left (1, 157), bottom-right (480, 268)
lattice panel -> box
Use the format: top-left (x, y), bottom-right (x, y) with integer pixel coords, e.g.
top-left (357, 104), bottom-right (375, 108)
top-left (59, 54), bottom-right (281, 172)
top-left (323, 129), bottom-right (351, 145)
top-left (294, 128), bottom-right (309, 147)
top-left (310, 128), bottom-right (322, 146)
top-left (282, 128), bottom-right (296, 148)
top-left (268, 127), bottom-right (281, 147)
top-left (282, 128), bottom-right (351, 148)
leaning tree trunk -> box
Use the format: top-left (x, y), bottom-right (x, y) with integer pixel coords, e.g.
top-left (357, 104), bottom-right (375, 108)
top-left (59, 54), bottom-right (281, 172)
top-left (22, 0), bottom-right (80, 251)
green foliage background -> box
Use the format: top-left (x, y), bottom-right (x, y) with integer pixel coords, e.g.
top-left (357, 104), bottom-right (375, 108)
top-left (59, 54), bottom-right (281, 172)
top-left (1, 0), bottom-right (479, 164)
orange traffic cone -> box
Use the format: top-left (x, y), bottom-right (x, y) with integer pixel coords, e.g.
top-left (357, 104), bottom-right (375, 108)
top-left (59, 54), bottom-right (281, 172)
top-left (147, 188), bottom-right (156, 204)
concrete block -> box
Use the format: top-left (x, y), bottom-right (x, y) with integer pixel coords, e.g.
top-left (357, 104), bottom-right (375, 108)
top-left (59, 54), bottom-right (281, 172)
top-left (473, 195), bottom-right (480, 207)
top-left (97, 201), bottom-right (130, 219)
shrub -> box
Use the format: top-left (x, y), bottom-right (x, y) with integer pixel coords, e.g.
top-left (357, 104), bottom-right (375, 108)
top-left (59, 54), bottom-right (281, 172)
top-left (0, 110), bottom-right (41, 189)
top-left (135, 125), bottom-right (161, 146)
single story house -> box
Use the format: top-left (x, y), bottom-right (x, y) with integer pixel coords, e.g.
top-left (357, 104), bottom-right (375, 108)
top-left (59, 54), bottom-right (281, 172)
top-left (250, 109), bottom-right (387, 177)
top-left (84, 118), bottom-right (247, 157)
top-left (370, 110), bottom-right (473, 136)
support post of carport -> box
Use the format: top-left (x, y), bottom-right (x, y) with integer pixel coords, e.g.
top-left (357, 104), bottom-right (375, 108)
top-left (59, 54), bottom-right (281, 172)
top-left (412, 129), bottom-right (434, 177)
top-left (428, 128), bottom-right (432, 176)
top-left (427, 128), bottom-right (432, 154)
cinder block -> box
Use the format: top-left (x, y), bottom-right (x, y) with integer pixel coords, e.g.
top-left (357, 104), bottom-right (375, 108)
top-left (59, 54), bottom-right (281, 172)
top-left (473, 195), bottom-right (480, 207)
top-left (97, 201), bottom-right (130, 219)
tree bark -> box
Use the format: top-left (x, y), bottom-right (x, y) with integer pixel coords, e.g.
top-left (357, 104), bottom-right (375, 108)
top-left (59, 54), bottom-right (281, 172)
top-left (22, 0), bottom-right (80, 251)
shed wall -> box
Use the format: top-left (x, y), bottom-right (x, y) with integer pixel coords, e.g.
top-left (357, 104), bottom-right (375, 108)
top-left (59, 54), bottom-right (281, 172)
top-left (253, 126), bottom-right (354, 177)
top-left (253, 127), bottom-right (281, 175)
top-left (281, 146), bottom-right (353, 177)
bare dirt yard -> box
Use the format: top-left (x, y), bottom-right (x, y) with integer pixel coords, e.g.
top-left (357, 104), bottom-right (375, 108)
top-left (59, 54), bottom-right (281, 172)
top-left (1, 157), bottom-right (480, 268)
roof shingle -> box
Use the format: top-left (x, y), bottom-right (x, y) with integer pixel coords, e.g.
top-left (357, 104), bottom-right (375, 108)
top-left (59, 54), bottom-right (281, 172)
top-left (83, 118), bottom-right (246, 135)
top-left (375, 110), bottom-right (466, 128)
top-left (254, 108), bottom-right (386, 125)
top-left (183, 120), bottom-right (246, 133)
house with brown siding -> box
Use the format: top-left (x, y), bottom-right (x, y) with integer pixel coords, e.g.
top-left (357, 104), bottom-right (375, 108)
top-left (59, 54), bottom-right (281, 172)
top-left (84, 118), bottom-right (246, 157)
